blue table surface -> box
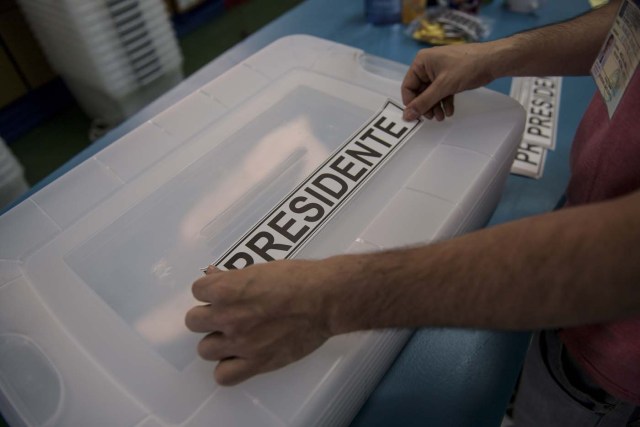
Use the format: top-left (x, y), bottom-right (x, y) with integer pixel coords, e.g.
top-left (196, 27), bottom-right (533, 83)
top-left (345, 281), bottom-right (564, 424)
top-left (6, 1), bottom-right (597, 426)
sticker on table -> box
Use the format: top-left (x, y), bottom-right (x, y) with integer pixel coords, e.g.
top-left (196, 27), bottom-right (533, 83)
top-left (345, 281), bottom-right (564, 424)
top-left (511, 140), bottom-right (547, 180)
top-left (510, 76), bottom-right (562, 150)
top-left (509, 76), bottom-right (561, 179)
top-left (214, 100), bottom-right (423, 270)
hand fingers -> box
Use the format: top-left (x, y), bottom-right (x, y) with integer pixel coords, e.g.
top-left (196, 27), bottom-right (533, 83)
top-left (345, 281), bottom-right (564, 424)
top-left (402, 56), bottom-right (436, 122)
top-left (442, 95), bottom-right (455, 117)
top-left (401, 58), bottom-right (431, 106)
top-left (416, 95), bottom-right (455, 122)
top-left (425, 108), bottom-right (434, 120)
top-left (198, 331), bottom-right (235, 361)
top-left (401, 82), bottom-right (421, 108)
top-left (192, 267), bottom-right (224, 302)
top-left (405, 81), bottom-right (449, 120)
top-left (214, 357), bottom-right (258, 386)
top-left (205, 265), bottom-right (218, 275)
top-left (198, 326), bottom-right (280, 385)
top-left (197, 331), bottom-right (266, 386)
top-left (423, 102), bottom-right (443, 121)
top-left (434, 103), bottom-right (446, 121)
top-left (185, 304), bottom-right (217, 332)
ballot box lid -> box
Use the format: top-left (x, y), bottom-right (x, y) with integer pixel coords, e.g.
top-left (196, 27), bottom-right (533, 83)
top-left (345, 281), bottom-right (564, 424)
top-left (0, 35), bottom-right (524, 427)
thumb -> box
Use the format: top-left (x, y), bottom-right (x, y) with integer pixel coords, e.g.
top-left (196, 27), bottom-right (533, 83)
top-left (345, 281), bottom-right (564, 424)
top-left (405, 81), bottom-right (449, 120)
top-left (205, 265), bottom-right (221, 275)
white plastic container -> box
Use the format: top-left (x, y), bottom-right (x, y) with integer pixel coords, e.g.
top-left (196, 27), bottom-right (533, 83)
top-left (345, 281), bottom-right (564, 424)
top-left (16, 0), bottom-right (183, 125)
top-left (0, 36), bottom-right (524, 427)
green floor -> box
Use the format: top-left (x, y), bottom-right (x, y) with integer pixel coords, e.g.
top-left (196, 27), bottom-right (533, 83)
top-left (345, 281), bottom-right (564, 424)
top-left (0, 2), bottom-right (301, 425)
top-left (9, 0), bottom-right (303, 186)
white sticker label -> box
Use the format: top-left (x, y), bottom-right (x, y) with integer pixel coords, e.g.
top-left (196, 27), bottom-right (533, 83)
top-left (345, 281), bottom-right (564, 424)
top-left (510, 76), bottom-right (561, 179)
top-left (214, 100), bottom-right (423, 270)
top-left (510, 76), bottom-right (562, 150)
top-left (511, 140), bottom-right (547, 179)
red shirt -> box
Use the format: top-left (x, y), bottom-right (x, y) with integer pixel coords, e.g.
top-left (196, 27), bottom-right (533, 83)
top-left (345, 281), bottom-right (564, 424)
top-left (559, 66), bottom-right (640, 405)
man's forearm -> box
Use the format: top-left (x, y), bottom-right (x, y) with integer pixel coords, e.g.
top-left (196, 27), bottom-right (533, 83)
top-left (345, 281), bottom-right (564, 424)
top-left (326, 190), bottom-right (640, 334)
top-left (486, 0), bottom-right (621, 79)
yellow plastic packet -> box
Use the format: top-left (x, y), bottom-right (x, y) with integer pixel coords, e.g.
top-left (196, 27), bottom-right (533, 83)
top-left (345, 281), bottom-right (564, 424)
top-left (409, 16), bottom-right (468, 45)
top-left (406, 7), bottom-right (491, 45)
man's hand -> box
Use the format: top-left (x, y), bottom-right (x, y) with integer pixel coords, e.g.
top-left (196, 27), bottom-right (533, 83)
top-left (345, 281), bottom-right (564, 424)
top-left (402, 0), bottom-right (621, 123)
top-left (402, 42), bottom-right (500, 122)
top-left (185, 260), bottom-right (335, 386)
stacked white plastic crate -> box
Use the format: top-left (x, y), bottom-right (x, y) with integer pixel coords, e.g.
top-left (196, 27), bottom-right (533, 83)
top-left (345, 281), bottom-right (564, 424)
top-left (17, 0), bottom-right (183, 126)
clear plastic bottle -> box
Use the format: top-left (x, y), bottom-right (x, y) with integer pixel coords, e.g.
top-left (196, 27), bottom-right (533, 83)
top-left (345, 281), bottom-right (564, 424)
top-left (365, 0), bottom-right (402, 25)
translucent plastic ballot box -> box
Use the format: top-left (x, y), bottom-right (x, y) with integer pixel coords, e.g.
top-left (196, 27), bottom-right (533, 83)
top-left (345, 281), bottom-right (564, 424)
top-left (0, 35), bottom-right (525, 427)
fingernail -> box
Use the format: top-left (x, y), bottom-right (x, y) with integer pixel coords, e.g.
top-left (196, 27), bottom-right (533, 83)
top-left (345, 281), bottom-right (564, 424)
top-left (403, 107), bottom-right (419, 121)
